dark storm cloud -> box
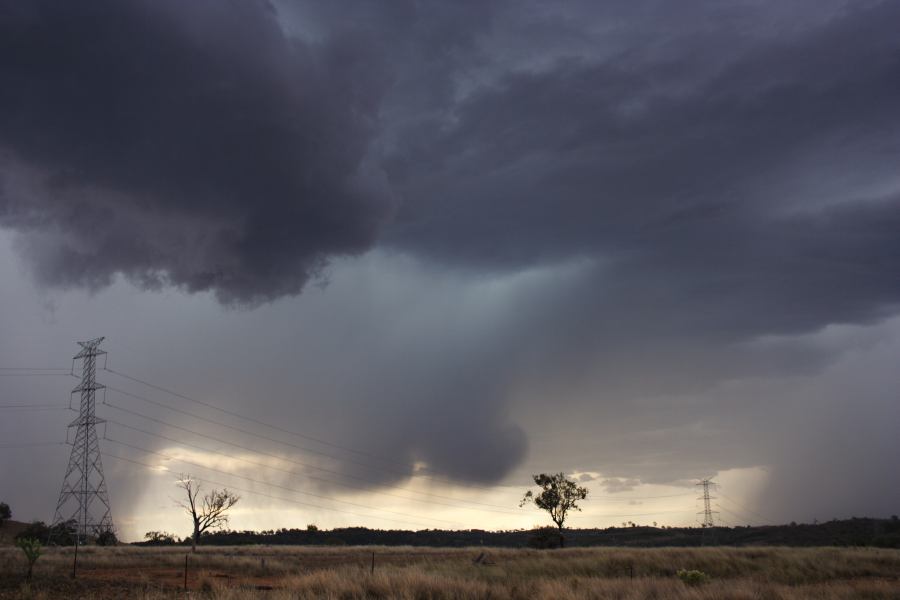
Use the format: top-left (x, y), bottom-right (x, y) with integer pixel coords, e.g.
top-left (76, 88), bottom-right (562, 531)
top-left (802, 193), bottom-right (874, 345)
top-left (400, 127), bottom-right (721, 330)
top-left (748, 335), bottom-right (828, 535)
top-left (386, 0), bottom-right (900, 343)
top-left (2, 0), bottom-right (900, 511)
top-left (376, 0), bottom-right (900, 472)
top-left (368, 0), bottom-right (900, 503)
top-left (0, 0), bottom-right (392, 304)
top-left (5, 0), bottom-right (895, 328)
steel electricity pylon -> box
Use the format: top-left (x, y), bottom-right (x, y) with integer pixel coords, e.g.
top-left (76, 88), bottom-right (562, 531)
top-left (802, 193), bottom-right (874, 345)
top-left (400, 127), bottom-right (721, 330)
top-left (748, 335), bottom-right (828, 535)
top-left (51, 337), bottom-right (114, 542)
top-left (697, 478), bottom-right (717, 528)
top-left (696, 477), bottom-right (718, 545)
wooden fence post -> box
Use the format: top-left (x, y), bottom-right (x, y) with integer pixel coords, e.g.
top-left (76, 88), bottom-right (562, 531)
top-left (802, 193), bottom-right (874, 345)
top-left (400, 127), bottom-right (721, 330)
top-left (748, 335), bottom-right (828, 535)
top-left (72, 537), bottom-right (79, 579)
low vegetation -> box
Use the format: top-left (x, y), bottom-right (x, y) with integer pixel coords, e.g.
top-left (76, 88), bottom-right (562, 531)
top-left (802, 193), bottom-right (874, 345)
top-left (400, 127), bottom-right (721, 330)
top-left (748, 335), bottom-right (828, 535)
top-left (0, 545), bottom-right (897, 599)
top-left (135, 516), bottom-right (900, 548)
top-left (14, 538), bottom-right (41, 581)
top-left (676, 568), bottom-right (711, 586)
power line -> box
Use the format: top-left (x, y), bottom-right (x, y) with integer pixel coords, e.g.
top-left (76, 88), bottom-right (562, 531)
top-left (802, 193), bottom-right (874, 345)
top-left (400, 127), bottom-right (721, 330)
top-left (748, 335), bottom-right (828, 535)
top-left (714, 513), bottom-right (738, 527)
top-left (0, 406), bottom-right (71, 412)
top-left (569, 508), bottom-right (697, 520)
top-left (102, 386), bottom-right (698, 507)
top-left (0, 361), bottom-right (781, 532)
top-left (101, 401), bottom-right (523, 512)
top-left (102, 435), bottom-right (467, 528)
top-left (104, 451), bottom-right (447, 530)
top-left (0, 367), bottom-right (70, 371)
top-left (103, 383), bottom-right (496, 493)
top-left (105, 435), bottom-right (696, 527)
top-left (99, 367), bottom-right (726, 508)
top-left (591, 491), bottom-right (694, 500)
top-left (102, 413), bottom-right (523, 516)
top-left (0, 403), bottom-right (69, 408)
top-left (102, 383), bottom-right (416, 476)
top-left (0, 441), bottom-right (67, 449)
top-left (716, 503), bottom-right (750, 525)
top-left (0, 372), bottom-right (72, 377)
top-left (104, 395), bottom-right (696, 514)
top-left (105, 367), bottom-right (407, 461)
top-left (5, 362), bottom-right (703, 517)
top-left (103, 366), bottom-right (496, 490)
top-left (717, 491), bottom-right (777, 525)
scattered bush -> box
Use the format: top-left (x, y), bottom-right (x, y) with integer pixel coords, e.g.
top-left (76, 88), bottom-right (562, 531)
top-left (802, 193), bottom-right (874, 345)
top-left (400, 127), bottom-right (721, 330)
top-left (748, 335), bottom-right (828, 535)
top-left (15, 520), bottom-right (77, 546)
top-left (527, 527), bottom-right (562, 549)
top-left (143, 530), bottom-right (181, 545)
top-left (96, 528), bottom-right (118, 546)
top-left (676, 569), bottom-right (710, 586)
top-left (16, 538), bottom-right (42, 580)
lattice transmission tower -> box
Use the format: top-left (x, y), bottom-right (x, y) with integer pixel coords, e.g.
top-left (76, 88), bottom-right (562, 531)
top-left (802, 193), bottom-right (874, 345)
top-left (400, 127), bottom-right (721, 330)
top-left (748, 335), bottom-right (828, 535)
top-left (697, 478), bottom-right (718, 528)
top-left (51, 337), bottom-right (114, 542)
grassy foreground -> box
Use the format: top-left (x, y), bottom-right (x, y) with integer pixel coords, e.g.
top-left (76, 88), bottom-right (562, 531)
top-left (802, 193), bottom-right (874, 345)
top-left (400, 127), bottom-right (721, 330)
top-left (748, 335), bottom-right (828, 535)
top-left (1, 545), bottom-right (899, 599)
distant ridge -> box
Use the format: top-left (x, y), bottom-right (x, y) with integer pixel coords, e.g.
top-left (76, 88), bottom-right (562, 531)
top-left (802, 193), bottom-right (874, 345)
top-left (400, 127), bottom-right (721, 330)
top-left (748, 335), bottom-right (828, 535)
top-left (0, 520), bottom-right (29, 546)
top-left (137, 517), bottom-right (900, 549)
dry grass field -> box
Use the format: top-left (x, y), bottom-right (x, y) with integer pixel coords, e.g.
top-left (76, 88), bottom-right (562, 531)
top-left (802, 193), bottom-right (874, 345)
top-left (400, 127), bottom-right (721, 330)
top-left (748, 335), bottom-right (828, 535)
top-left (1, 545), bottom-right (899, 599)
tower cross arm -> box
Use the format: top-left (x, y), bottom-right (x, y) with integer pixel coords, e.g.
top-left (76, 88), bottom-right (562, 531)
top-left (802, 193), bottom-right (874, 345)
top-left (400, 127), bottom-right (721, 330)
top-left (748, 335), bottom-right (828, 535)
top-left (74, 337), bottom-right (106, 359)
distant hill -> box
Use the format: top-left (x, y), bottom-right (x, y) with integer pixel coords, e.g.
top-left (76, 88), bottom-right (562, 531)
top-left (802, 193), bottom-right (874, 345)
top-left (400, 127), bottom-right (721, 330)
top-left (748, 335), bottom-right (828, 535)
top-left (137, 516), bottom-right (900, 548)
top-left (0, 520), bottom-right (29, 546)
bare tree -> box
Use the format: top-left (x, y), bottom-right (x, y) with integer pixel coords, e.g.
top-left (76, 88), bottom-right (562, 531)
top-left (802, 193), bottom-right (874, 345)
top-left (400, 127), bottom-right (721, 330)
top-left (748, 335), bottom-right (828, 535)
top-left (520, 473), bottom-right (588, 548)
top-left (175, 475), bottom-right (240, 552)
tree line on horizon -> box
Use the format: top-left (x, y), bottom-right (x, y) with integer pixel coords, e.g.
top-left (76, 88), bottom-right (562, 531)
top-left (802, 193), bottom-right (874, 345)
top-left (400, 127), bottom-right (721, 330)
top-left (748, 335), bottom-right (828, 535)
top-left (3, 472), bottom-right (898, 549)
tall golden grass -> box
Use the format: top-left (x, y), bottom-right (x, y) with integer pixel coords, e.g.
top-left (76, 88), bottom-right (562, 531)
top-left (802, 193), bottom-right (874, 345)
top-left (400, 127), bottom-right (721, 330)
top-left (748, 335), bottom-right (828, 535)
top-left (1, 545), bottom-right (899, 599)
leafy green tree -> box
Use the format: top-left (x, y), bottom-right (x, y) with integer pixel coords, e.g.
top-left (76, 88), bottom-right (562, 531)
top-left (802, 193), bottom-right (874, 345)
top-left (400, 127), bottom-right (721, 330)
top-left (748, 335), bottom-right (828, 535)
top-left (0, 502), bottom-right (10, 527)
top-left (16, 538), bottom-right (41, 581)
top-left (520, 473), bottom-right (588, 548)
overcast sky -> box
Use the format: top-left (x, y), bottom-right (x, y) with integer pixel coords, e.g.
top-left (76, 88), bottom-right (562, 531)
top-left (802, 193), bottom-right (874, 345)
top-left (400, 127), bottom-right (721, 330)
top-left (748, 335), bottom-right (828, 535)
top-left (1, 0), bottom-right (899, 541)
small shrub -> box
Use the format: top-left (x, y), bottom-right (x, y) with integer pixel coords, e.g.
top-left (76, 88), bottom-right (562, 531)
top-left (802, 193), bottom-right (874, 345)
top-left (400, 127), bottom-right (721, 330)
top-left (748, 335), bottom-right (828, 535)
top-left (96, 529), bottom-right (118, 546)
top-left (527, 526), bottom-right (562, 549)
top-left (15, 583), bottom-right (44, 600)
top-left (143, 530), bottom-right (180, 545)
top-left (676, 569), bottom-right (711, 586)
top-left (199, 577), bottom-right (217, 592)
top-left (16, 538), bottom-right (42, 581)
